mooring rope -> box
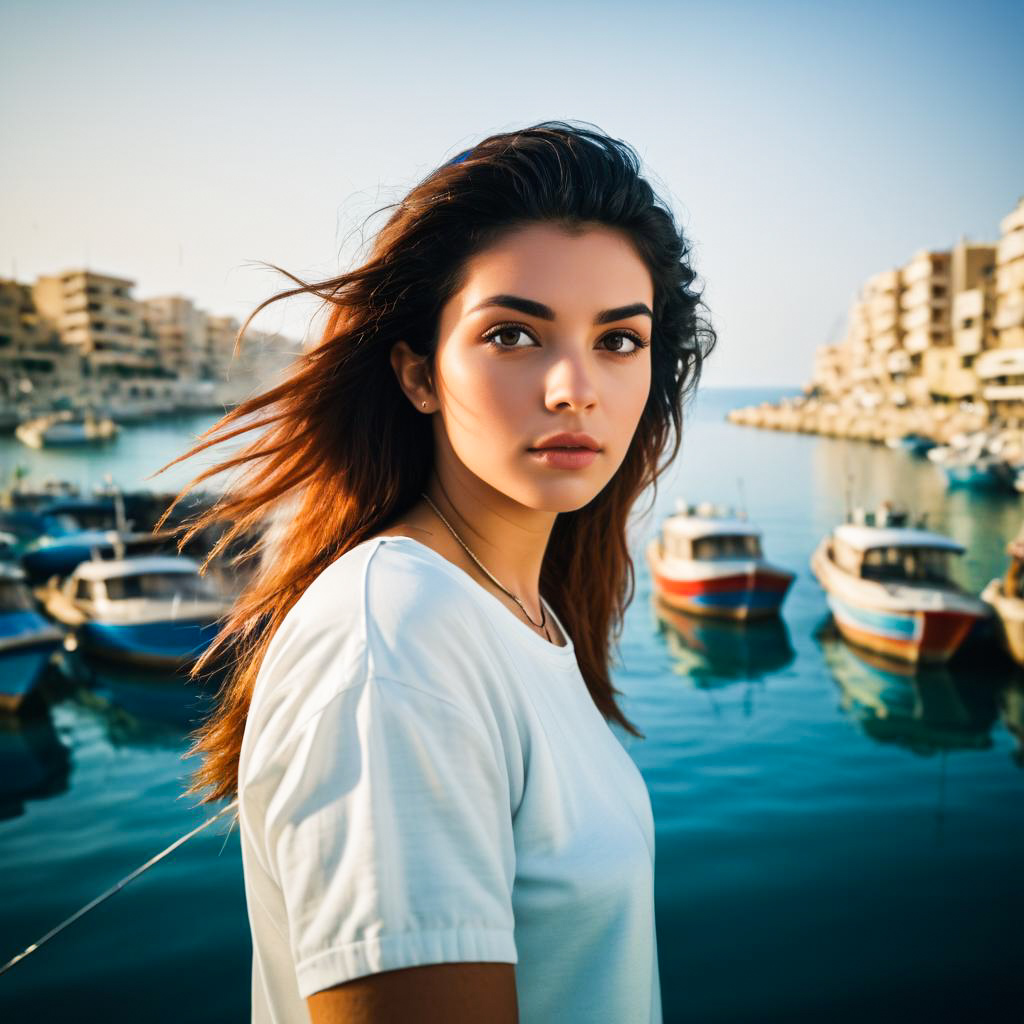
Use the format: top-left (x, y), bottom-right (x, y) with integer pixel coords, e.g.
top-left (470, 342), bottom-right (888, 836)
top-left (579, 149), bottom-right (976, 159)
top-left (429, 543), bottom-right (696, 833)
top-left (0, 797), bottom-right (239, 978)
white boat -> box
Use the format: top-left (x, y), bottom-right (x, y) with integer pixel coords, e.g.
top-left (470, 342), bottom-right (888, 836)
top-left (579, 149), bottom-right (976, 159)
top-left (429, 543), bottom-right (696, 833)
top-left (646, 500), bottom-right (795, 620)
top-left (981, 529), bottom-right (1024, 667)
top-left (810, 506), bottom-right (990, 665)
top-left (15, 409), bottom-right (119, 449)
top-left (38, 554), bottom-right (230, 669)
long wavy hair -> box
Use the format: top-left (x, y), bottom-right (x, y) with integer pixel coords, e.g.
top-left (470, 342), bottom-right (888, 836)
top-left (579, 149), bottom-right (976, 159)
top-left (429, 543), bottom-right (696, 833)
top-left (155, 120), bottom-right (716, 805)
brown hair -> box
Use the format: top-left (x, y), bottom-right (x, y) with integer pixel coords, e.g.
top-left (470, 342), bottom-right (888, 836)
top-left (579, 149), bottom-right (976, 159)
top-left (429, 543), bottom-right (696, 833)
top-left (154, 120), bottom-right (716, 805)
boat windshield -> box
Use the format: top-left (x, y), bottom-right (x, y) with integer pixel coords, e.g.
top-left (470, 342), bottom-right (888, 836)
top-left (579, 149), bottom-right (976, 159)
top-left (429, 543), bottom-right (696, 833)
top-left (43, 509), bottom-right (116, 534)
top-left (692, 534), bottom-right (762, 559)
top-left (860, 546), bottom-right (954, 584)
top-left (103, 572), bottom-right (217, 601)
top-left (0, 579), bottom-right (35, 612)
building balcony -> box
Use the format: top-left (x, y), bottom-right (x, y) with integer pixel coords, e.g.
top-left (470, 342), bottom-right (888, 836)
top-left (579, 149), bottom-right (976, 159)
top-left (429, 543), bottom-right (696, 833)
top-left (865, 269), bottom-right (901, 295)
top-left (976, 347), bottom-right (1024, 380)
top-left (952, 287), bottom-right (987, 321)
top-left (901, 305), bottom-right (949, 332)
top-left (1000, 200), bottom-right (1024, 236)
top-left (998, 231), bottom-right (1024, 265)
top-left (996, 263), bottom-right (1024, 296)
top-left (995, 300), bottom-right (1024, 331)
top-left (954, 327), bottom-right (985, 356)
top-left (983, 383), bottom-right (1024, 402)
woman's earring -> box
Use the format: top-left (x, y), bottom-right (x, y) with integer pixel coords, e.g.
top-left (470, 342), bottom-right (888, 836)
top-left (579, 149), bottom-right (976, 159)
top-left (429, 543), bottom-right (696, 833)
top-left (421, 401), bottom-right (428, 409)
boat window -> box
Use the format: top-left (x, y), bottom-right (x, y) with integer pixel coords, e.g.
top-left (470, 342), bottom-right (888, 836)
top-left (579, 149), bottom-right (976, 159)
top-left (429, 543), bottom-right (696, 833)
top-left (0, 579), bottom-right (34, 612)
top-left (75, 579), bottom-right (93, 601)
top-left (692, 535), bottom-right (761, 559)
top-left (860, 547), bottom-right (952, 583)
top-left (103, 572), bottom-right (216, 601)
top-left (43, 508), bottom-right (116, 533)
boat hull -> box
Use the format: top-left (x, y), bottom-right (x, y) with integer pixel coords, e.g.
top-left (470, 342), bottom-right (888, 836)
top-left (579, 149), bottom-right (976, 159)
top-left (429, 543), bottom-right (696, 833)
top-left (811, 540), bottom-right (988, 666)
top-left (0, 611), bottom-right (64, 713)
top-left (77, 617), bottom-right (222, 669)
top-left (982, 578), bottom-right (1024, 667)
top-left (647, 541), bottom-right (794, 620)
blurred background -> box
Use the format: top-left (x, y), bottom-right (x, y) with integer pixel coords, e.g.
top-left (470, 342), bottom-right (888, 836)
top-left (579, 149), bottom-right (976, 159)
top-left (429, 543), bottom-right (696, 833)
top-left (1, 2), bottom-right (1022, 1022)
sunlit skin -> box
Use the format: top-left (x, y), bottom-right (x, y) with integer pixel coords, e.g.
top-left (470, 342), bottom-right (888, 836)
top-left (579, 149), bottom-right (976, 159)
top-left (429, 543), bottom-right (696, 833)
top-left (380, 221), bottom-right (654, 644)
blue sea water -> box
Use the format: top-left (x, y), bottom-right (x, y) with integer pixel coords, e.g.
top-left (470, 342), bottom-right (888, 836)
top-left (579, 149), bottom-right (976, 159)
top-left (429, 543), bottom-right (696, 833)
top-left (1, 388), bottom-right (1021, 1023)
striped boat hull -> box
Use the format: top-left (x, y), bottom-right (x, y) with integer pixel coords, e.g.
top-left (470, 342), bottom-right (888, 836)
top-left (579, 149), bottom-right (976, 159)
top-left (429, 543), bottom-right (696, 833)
top-left (647, 543), bottom-right (794, 621)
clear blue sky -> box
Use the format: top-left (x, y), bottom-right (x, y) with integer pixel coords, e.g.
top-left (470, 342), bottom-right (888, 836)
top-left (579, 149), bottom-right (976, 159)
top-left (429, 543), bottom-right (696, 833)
top-left (2, 0), bottom-right (1021, 387)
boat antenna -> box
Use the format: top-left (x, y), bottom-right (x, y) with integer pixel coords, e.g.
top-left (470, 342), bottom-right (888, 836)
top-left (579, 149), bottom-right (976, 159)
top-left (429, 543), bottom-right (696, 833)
top-left (0, 798), bottom-right (239, 978)
top-left (736, 477), bottom-right (748, 521)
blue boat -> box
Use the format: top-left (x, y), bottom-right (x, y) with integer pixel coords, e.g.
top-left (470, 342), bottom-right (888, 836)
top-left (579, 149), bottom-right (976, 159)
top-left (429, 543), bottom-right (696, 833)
top-left (0, 564), bottom-right (65, 713)
top-left (39, 554), bottom-right (231, 669)
top-left (19, 499), bottom-right (175, 583)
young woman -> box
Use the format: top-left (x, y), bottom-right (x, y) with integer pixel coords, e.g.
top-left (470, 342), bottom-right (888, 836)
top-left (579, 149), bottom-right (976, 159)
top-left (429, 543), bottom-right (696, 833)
top-left (156, 121), bottom-right (715, 1023)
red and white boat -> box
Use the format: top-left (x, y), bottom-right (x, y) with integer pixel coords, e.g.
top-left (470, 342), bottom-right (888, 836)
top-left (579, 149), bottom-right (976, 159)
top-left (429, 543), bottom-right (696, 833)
top-left (646, 501), bottom-right (795, 620)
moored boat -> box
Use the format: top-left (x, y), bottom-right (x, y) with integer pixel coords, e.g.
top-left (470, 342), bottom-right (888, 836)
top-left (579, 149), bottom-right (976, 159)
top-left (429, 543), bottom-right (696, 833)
top-left (981, 528), bottom-right (1024, 667)
top-left (810, 505), bottom-right (990, 665)
top-left (646, 500), bottom-right (795, 620)
top-left (0, 564), bottom-right (65, 713)
top-left (14, 409), bottom-right (119, 449)
top-left (38, 554), bottom-right (230, 669)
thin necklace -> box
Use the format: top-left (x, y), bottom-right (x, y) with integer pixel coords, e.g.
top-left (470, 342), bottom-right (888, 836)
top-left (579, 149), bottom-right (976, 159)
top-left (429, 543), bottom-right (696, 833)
top-left (420, 491), bottom-right (552, 643)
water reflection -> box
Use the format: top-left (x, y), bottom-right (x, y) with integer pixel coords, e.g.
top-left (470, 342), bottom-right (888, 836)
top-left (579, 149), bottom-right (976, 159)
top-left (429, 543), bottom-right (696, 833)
top-left (650, 593), bottom-right (795, 686)
top-left (818, 628), bottom-right (1004, 755)
top-left (57, 650), bottom-right (220, 746)
top-left (0, 709), bottom-right (71, 820)
top-left (1000, 682), bottom-right (1024, 768)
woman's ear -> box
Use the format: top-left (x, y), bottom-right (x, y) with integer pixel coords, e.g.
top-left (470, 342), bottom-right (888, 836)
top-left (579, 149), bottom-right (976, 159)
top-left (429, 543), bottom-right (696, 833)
top-left (390, 341), bottom-right (437, 413)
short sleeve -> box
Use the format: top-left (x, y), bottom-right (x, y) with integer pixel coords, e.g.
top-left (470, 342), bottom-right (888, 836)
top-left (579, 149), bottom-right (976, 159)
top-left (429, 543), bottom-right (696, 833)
top-left (257, 673), bottom-right (518, 998)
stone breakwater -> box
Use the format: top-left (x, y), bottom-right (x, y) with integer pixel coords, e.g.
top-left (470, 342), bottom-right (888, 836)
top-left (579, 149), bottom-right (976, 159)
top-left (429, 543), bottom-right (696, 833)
top-left (726, 395), bottom-right (997, 445)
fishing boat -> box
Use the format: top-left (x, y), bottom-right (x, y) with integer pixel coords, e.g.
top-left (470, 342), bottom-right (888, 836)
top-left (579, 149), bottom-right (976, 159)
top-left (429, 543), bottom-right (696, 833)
top-left (0, 564), bottom-right (65, 713)
top-left (981, 528), bottom-right (1024, 666)
top-left (20, 497), bottom-right (176, 583)
top-left (646, 500), bottom-right (795, 620)
top-left (38, 554), bottom-right (230, 669)
top-left (927, 435), bottom-right (1004, 490)
top-left (884, 432), bottom-right (936, 457)
top-left (14, 409), bottom-right (119, 449)
top-left (810, 505), bottom-right (990, 665)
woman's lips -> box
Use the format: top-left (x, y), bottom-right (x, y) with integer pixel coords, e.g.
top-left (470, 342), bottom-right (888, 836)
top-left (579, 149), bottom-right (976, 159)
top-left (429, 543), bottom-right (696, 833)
top-left (527, 447), bottom-right (598, 469)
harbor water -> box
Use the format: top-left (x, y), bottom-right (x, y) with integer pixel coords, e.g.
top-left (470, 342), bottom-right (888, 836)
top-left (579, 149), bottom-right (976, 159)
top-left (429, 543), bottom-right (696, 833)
top-left (1, 388), bottom-right (1021, 1023)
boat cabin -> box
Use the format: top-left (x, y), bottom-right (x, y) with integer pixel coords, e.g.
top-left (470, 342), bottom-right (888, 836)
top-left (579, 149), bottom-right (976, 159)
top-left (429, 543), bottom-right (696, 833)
top-left (831, 525), bottom-right (964, 585)
top-left (661, 517), bottom-right (763, 561)
top-left (66, 556), bottom-right (218, 606)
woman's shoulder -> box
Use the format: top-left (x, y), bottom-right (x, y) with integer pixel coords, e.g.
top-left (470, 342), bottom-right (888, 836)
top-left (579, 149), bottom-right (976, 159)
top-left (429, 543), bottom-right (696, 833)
top-left (244, 536), bottom-right (507, 769)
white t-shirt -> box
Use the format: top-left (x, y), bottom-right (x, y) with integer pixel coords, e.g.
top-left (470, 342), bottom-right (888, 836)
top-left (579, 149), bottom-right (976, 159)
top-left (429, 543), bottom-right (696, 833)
top-left (238, 534), bottom-right (661, 1023)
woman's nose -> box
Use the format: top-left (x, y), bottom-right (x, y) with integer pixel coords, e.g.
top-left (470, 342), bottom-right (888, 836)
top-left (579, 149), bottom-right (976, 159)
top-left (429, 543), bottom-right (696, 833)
top-left (543, 352), bottom-right (599, 413)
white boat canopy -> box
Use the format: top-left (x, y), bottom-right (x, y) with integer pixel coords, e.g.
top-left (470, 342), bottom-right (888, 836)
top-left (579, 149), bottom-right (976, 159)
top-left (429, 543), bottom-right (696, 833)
top-left (74, 555), bottom-right (201, 581)
top-left (663, 516), bottom-right (761, 540)
top-left (833, 524), bottom-right (965, 554)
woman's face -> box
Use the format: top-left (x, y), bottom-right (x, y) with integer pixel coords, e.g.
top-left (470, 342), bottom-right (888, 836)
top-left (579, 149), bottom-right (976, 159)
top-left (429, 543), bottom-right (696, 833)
top-left (430, 221), bottom-right (654, 513)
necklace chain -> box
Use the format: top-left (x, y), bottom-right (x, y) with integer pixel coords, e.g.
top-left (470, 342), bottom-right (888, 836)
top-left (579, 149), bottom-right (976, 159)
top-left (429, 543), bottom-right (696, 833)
top-left (420, 492), bottom-right (551, 640)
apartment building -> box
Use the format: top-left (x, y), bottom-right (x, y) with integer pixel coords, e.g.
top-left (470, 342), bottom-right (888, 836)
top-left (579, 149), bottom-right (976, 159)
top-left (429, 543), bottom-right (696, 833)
top-left (976, 198), bottom-right (1024, 418)
top-left (142, 295), bottom-right (209, 380)
top-left (0, 279), bottom-right (83, 418)
top-left (31, 269), bottom-right (165, 405)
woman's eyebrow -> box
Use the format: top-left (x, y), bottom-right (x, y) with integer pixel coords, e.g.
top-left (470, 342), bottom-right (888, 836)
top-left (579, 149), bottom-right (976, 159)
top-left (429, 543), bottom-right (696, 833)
top-left (467, 294), bottom-right (653, 324)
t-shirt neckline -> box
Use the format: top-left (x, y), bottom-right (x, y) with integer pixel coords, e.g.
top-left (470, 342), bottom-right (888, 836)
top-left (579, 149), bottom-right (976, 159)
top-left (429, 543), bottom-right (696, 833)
top-left (375, 535), bottom-right (577, 661)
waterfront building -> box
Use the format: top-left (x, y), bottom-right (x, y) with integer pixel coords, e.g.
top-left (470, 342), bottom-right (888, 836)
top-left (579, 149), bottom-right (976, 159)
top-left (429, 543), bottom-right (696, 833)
top-left (977, 198), bottom-right (1024, 421)
top-left (142, 295), bottom-right (210, 382)
top-left (0, 279), bottom-right (83, 424)
top-left (31, 269), bottom-right (169, 409)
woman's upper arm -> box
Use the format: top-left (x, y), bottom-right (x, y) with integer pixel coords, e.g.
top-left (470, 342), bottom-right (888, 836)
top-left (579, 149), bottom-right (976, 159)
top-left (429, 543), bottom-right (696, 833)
top-left (307, 961), bottom-right (518, 1024)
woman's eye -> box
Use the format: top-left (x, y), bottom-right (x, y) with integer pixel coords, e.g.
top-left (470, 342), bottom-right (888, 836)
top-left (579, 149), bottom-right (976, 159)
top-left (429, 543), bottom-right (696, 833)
top-left (483, 325), bottom-right (536, 350)
top-left (600, 331), bottom-right (647, 355)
